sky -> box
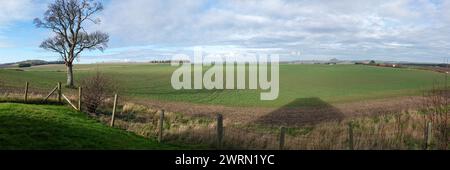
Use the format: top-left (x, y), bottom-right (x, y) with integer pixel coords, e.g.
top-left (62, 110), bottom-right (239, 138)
top-left (0, 0), bottom-right (449, 64)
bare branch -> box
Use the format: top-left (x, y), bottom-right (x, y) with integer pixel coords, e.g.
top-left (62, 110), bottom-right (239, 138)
top-left (73, 31), bottom-right (109, 62)
top-left (35, 0), bottom-right (108, 65)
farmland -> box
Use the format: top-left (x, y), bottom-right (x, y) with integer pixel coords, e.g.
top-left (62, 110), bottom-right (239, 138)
top-left (0, 64), bottom-right (448, 108)
top-left (0, 63), bottom-right (448, 150)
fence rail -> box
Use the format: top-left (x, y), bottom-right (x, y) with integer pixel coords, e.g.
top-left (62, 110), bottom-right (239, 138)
top-left (0, 81), bottom-right (445, 150)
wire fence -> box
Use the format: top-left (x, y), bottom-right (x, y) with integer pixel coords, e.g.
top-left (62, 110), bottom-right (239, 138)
top-left (0, 81), bottom-right (447, 150)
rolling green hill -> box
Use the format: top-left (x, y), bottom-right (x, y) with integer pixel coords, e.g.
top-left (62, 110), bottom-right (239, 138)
top-left (0, 103), bottom-right (182, 150)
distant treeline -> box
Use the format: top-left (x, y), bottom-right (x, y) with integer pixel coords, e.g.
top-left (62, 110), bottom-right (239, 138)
top-left (16, 60), bottom-right (65, 68)
top-left (149, 60), bottom-right (190, 64)
top-left (355, 61), bottom-right (450, 69)
top-left (355, 61), bottom-right (403, 68)
top-left (401, 63), bottom-right (449, 68)
top-left (0, 60), bottom-right (65, 68)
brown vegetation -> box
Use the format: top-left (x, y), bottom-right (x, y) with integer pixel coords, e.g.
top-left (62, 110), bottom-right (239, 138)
top-left (91, 100), bottom-right (447, 150)
top-left (80, 71), bottom-right (118, 113)
top-left (1, 81), bottom-right (447, 150)
top-left (420, 86), bottom-right (449, 149)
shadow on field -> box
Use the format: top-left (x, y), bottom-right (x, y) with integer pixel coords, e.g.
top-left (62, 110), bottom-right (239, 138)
top-left (254, 98), bottom-right (344, 127)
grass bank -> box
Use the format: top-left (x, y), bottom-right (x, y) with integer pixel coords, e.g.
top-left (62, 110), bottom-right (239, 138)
top-left (0, 103), bottom-right (194, 150)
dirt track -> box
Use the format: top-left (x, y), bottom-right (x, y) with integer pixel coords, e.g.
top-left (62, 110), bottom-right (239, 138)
top-left (132, 96), bottom-right (424, 127)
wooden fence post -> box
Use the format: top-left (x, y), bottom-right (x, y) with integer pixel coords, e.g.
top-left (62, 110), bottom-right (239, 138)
top-left (424, 122), bottom-right (432, 150)
top-left (279, 127), bottom-right (286, 150)
top-left (43, 85), bottom-right (58, 102)
top-left (57, 82), bottom-right (62, 103)
top-left (348, 123), bottom-right (354, 150)
top-left (158, 109), bottom-right (165, 143)
top-left (78, 87), bottom-right (82, 111)
top-left (216, 114), bottom-right (224, 149)
top-left (24, 82), bottom-right (29, 103)
top-left (110, 94), bottom-right (118, 127)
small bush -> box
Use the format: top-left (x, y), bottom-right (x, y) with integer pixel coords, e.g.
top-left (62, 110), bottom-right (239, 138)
top-left (80, 71), bottom-right (118, 114)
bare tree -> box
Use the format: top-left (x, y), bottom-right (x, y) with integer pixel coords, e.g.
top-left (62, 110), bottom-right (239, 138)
top-left (34, 0), bottom-right (109, 87)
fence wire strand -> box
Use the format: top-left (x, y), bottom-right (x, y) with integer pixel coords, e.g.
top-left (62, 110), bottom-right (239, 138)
top-left (0, 82), bottom-right (447, 150)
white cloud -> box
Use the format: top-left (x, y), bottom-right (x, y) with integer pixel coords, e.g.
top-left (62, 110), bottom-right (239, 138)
top-left (0, 0), bottom-right (47, 48)
top-left (2, 0), bottom-right (449, 63)
top-left (0, 0), bottom-right (35, 25)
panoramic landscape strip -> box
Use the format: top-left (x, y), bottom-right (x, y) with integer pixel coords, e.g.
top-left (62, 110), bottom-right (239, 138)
top-left (1, 62), bottom-right (448, 150)
top-left (0, 0), bottom-right (449, 168)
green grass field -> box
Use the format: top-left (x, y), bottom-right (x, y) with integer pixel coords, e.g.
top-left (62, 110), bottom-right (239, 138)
top-left (0, 64), bottom-right (448, 107)
top-left (0, 103), bottom-right (183, 149)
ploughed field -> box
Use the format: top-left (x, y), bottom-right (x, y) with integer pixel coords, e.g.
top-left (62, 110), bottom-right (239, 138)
top-left (0, 64), bottom-right (448, 108)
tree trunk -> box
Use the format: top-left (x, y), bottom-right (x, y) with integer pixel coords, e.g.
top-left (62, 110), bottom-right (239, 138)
top-left (66, 64), bottom-right (74, 87)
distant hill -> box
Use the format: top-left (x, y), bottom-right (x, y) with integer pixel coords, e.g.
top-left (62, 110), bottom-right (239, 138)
top-left (18, 60), bottom-right (65, 66)
top-left (17, 60), bottom-right (48, 65)
top-left (0, 60), bottom-right (64, 68)
top-left (285, 59), bottom-right (448, 67)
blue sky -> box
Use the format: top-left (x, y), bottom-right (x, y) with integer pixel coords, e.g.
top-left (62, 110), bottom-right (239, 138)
top-left (0, 0), bottom-right (449, 64)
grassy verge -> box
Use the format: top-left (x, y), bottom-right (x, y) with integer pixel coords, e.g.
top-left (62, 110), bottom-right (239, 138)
top-left (0, 103), bottom-right (201, 150)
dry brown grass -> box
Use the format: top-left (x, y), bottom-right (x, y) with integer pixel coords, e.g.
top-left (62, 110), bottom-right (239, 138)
top-left (1, 85), bottom-right (448, 150)
top-left (0, 85), bottom-right (57, 102)
top-left (90, 99), bottom-right (448, 150)
top-left (420, 85), bottom-right (449, 149)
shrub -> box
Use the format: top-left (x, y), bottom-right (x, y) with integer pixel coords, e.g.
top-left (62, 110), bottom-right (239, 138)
top-left (80, 71), bottom-right (118, 114)
top-left (421, 86), bottom-right (449, 149)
